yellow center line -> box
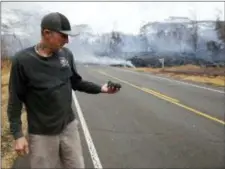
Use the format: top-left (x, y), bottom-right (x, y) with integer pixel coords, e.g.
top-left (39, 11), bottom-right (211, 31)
top-left (97, 70), bottom-right (225, 125)
top-left (141, 87), bottom-right (179, 103)
top-left (98, 70), bottom-right (178, 103)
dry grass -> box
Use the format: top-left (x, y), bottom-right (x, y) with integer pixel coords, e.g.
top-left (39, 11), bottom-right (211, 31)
top-left (163, 64), bottom-right (201, 71)
top-left (1, 59), bottom-right (28, 168)
top-left (128, 64), bottom-right (225, 87)
top-left (131, 67), bottom-right (162, 73)
top-left (167, 74), bottom-right (225, 87)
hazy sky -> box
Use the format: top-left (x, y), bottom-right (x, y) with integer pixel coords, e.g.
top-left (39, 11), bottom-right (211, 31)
top-left (2, 2), bottom-right (224, 34)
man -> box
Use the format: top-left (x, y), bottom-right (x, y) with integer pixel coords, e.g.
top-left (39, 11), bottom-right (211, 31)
top-left (7, 12), bottom-right (121, 168)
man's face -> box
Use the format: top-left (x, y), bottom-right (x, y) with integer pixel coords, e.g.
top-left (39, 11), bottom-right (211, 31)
top-left (42, 29), bottom-right (69, 51)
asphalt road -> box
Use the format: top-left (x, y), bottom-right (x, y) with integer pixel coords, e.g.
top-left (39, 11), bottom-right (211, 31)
top-left (12, 65), bottom-right (225, 168)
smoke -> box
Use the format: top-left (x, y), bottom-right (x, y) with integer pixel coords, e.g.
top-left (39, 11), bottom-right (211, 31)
top-left (139, 19), bottom-right (225, 62)
top-left (75, 54), bottom-right (135, 67)
top-left (2, 7), bottom-right (224, 64)
top-left (66, 37), bottom-right (135, 67)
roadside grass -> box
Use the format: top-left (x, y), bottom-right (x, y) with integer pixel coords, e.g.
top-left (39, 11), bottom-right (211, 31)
top-left (128, 64), bottom-right (225, 87)
top-left (1, 59), bottom-right (27, 168)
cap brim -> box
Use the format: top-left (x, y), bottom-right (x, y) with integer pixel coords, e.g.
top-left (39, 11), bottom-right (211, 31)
top-left (59, 30), bottom-right (80, 37)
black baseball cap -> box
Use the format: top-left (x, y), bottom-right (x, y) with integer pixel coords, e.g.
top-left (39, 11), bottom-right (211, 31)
top-left (41, 12), bottom-right (79, 36)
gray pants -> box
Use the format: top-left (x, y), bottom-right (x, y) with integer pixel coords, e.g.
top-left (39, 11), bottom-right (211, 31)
top-left (28, 119), bottom-right (85, 168)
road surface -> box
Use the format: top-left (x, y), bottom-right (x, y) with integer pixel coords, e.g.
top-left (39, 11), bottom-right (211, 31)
top-left (12, 65), bottom-right (225, 168)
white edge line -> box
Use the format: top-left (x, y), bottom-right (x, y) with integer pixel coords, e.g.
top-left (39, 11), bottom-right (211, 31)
top-left (115, 67), bottom-right (225, 94)
top-left (72, 91), bottom-right (103, 169)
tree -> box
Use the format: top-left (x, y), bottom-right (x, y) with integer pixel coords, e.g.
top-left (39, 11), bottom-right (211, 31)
top-left (156, 30), bottom-right (165, 38)
top-left (206, 40), bottom-right (221, 61)
top-left (215, 16), bottom-right (225, 44)
top-left (1, 33), bottom-right (24, 58)
top-left (1, 36), bottom-right (11, 69)
top-left (109, 31), bottom-right (122, 56)
top-left (190, 11), bottom-right (198, 57)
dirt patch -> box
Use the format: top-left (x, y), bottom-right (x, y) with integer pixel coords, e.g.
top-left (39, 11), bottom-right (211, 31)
top-left (1, 59), bottom-right (28, 168)
top-left (127, 65), bottom-right (225, 87)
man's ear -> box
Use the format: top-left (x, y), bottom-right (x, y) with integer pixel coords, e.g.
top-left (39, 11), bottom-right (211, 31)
top-left (42, 29), bottom-right (52, 37)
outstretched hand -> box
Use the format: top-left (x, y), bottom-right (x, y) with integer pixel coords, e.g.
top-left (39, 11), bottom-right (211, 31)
top-left (101, 81), bottom-right (121, 94)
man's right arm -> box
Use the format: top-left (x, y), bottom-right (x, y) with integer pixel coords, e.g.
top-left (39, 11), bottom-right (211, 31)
top-left (7, 56), bottom-right (27, 140)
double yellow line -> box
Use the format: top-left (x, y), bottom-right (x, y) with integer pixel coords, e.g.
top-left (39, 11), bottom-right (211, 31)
top-left (97, 70), bottom-right (225, 125)
top-left (141, 88), bottom-right (179, 103)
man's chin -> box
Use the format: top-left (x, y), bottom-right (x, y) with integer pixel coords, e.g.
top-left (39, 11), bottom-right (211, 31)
top-left (59, 44), bottom-right (66, 49)
top-left (53, 46), bottom-right (63, 51)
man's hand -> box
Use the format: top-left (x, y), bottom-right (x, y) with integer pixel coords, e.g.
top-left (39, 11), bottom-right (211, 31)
top-left (15, 137), bottom-right (29, 156)
top-left (101, 81), bottom-right (121, 94)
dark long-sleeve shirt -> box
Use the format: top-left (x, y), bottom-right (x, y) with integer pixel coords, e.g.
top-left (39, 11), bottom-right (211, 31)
top-left (7, 46), bottom-right (102, 139)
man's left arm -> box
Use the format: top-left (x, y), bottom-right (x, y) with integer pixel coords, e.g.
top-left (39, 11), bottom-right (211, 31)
top-left (68, 50), bottom-right (102, 94)
top-left (71, 71), bottom-right (102, 94)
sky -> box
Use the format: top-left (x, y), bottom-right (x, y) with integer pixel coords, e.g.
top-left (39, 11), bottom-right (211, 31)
top-left (2, 2), bottom-right (224, 34)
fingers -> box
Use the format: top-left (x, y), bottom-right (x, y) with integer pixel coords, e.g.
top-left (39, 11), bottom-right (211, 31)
top-left (15, 139), bottom-right (29, 156)
top-left (108, 87), bottom-right (120, 93)
top-left (17, 151), bottom-right (25, 156)
top-left (107, 81), bottom-right (122, 90)
top-left (15, 146), bottom-right (25, 156)
top-left (25, 143), bottom-right (29, 154)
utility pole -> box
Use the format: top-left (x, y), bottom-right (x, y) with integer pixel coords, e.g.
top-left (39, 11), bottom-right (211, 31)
top-left (159, 58), bottom-right (164, 69)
